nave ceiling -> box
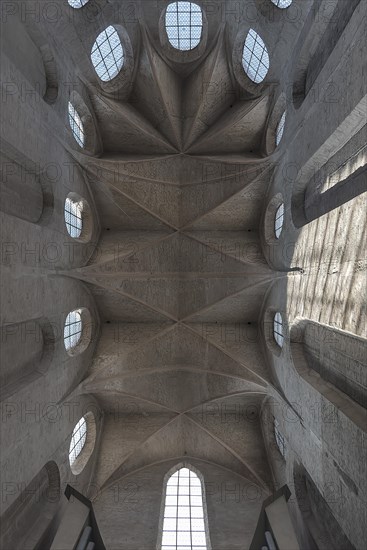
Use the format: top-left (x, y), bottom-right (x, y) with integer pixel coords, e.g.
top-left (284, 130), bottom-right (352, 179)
top-left (62, 0), bottom-right (297, 497)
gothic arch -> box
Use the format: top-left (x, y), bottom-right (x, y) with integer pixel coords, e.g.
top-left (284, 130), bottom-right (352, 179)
top-left (156, 462), bottom-right (212, 550)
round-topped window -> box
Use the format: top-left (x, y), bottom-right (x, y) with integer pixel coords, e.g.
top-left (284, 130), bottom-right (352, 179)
top-left (165, 2), bottom-right (203, 51)
top-left (64, 196), bottom-right (83, 239)
top-left (159, 465), bottom-right (211, 548)
top-left (64, 309), bottom-right (82, 351)
top-left (63, 307), bottom-right (92, 356)
top-left (68, 412), bottom-right (96, 475)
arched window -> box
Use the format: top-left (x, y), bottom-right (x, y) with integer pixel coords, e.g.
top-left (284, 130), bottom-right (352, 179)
top-left (69, 417), bottom-right (87, 467)
top-left (242, 29), bottom-right (269, 84)
top-left (273, 312), bottom-right (284, 347)
top-left (274, 202), bottom-right (284, 238)
top-left (271, 0), bottom-right (293, 8)
top-left (165, 2), bottom-right (203, 51)
top-left (68, 0), bottom-right (89, 7)
top-left (68, 101), bottom-right (85, 147)
top-left (276, 111), bottom-right (286, 146)
top-left (160, 466), bottom-right (210, 549)
top-left (274, 419), bottom-right (286, 457)
top-left (64, 196), bottom-right (83, 238)
top-left (64, 309), bottom-right (82, 351)
top-left (91, 26), bottom-right (124, 82)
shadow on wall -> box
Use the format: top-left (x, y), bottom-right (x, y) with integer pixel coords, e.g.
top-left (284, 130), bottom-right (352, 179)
top-left (293, 462), bottom-right (356, 550)
top-left (0, 461), bottom-right (61, 550)
top-left (290, 319), bottom-right (367, 419)
top-left (292, 162), bottom-right (367, 228)
top-left (292, 0), bottom-right (361, 109)
top-left (24, 22), bottom-right (59, 104)
top-left (0, 317), bottom-right (56, 402)
top-left (0, 145), bottom-right (54, 226)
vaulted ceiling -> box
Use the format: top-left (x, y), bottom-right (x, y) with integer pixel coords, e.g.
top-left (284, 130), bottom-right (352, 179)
top-left (2, 1), bottom-right (367, 549)
top-left (65, 0), bottom-right (296, 500)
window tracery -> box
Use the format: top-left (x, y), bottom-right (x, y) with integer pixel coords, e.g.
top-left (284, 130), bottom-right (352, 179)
top-left (64, 309), bottom-right (82, 351)
top-left (91, 26), bottom-right (125, 82)
top-left (161, 466), bottom-right (210, 549)
top-left (68, 101), bottom-right (85, 147)
top-left (242, 29), bottom-right (269, 84)
top-left (165, 2), bottom-right (203, 51)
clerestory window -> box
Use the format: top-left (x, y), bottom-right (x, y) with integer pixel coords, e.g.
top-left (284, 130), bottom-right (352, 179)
top-left (273, 312), bottom-right (284, 348)
top-left (91, 25), bottom-right (125, 82)
top-left (64, 309), bottom-right (82, 351)
top-left (65, 196), bottom-right (83, 239)
top-left (274, 202), bottom-right (285, 239)
top-left (242, 29), bottom-right (269, 84)
top-left (274, 419), bottom-right (286, 457)
top-left (69, 417), bottom-right (87, 466)
top-left (68, 101), bottom-right (85, 147)
top-left (276, 111), bottom-right (286, 147)
top-left (165, 2), bottom-right (203, 51)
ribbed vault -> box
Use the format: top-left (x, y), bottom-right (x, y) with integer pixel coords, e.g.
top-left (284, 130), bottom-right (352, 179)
top-left (67, 6), bottom-right (282, 506)
top-left (2, 1), bottom-right (367, 549)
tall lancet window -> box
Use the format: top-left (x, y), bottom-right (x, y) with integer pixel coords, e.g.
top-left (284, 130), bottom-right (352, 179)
top-left (159, 465), bottom-right (211, 549)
